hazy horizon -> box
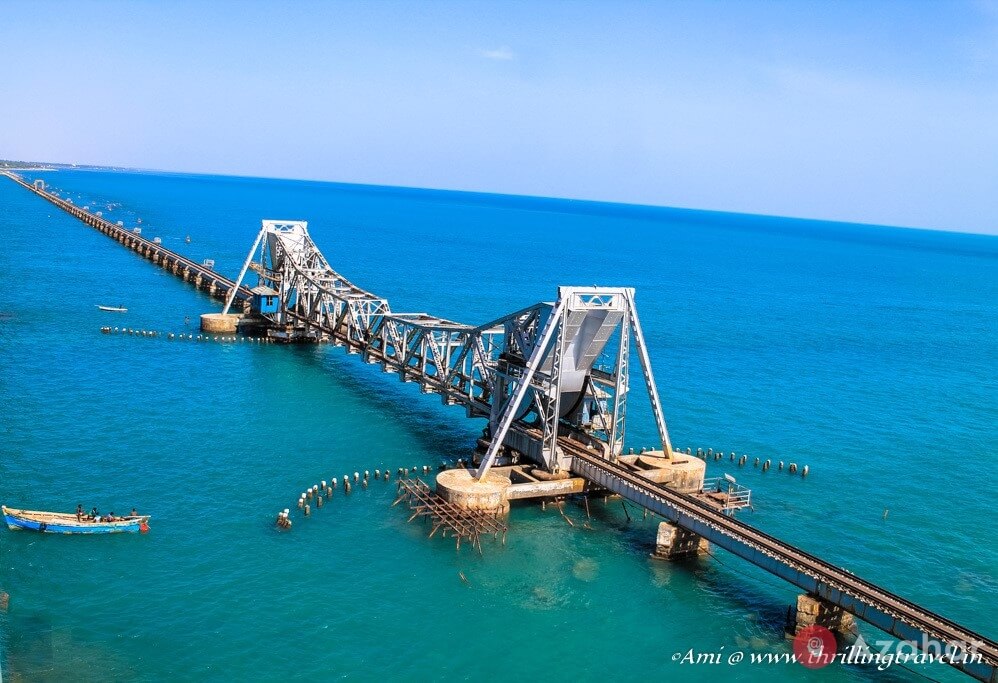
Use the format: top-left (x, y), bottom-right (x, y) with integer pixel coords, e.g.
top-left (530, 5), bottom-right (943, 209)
top-left (2, 1), bottom-right (996, 235)
top-left (10, 158), bottom-right (998, 240)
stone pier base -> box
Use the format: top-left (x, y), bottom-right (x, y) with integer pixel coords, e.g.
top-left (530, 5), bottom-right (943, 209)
top-left (653, 521), bottom-right (708, 560)
top-left (787, 593), bottom-right (857, 637)
top-left (435, 469), bottom-right (511, 514)
top-left (200, 313), bottom-right (241, 334)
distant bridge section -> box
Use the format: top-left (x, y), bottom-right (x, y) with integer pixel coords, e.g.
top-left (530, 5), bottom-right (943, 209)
top-left (2, 172), bottom-right (251, 307)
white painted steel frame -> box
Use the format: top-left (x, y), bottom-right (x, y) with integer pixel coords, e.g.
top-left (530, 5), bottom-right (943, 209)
top-left (227, 222), bottom-right (676, 479)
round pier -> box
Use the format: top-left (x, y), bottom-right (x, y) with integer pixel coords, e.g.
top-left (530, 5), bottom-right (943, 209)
top-left (620, 451), bottom-right (706, 493)
top-left (436, 469), bottom-right (511, 514)
top-left (200, 313), bottom-right (241, 334)
top-left (663, 454), bottom-right (707, 492)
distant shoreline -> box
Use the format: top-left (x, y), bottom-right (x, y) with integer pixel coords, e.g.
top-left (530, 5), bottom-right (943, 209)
top-left (5, 159), bottom-right (995, 238)
top-left (1, 166), bottom-right (55, 171)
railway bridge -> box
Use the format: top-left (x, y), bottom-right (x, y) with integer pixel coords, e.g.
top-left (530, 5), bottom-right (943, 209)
top-left (5, 172), bottom-right (996, 682)
top-left (2, 172), bottom-right (252, 308)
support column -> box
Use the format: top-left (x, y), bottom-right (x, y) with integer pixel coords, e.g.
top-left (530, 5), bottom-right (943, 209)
top-left (653, 521), bottom-right (708, 560)
top-left (436, 469), bottom-right (511, 514)
top-left (786, 594), bottom-right (856, 637)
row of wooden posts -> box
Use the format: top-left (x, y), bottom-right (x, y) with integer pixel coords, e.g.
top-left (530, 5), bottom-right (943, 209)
top-left (100, 327), bottom-right (280, 343)
top-left (276, 465), bottom-right (441, 530)
top-left (685, 446), bottom-right (810, 477)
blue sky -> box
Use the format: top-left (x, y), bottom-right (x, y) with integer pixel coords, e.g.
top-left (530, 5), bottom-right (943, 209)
top-left (2, 1), bottom-right (997, 234)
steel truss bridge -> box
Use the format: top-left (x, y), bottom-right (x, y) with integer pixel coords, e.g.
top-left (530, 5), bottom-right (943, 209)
top-left (5, 181), bottom-right (995, 682)
top-left (221, 219), bottom-right (996, 682)
top-left (223, 220), bottom-right (674, 479)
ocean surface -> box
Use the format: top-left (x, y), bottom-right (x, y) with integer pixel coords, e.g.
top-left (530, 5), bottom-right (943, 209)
top-left (0, 169), bottom-right (995, 682)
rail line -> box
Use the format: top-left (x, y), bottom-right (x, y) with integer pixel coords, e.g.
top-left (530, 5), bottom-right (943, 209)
top-left (572, 451), bottom-right (997, 682)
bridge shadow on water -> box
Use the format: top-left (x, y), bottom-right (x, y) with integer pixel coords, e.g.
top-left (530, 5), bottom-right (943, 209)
top-left (280, 341), bottom-right (483, 462)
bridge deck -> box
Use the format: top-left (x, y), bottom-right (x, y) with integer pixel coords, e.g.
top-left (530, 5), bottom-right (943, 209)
top-left (571, 450), bottom-right (997, 682)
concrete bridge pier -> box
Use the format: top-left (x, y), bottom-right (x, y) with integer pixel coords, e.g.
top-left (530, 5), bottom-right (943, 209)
top-left (435, 469), bottom-right (511, 514)
top-left (786, 593), bottom-right (857, 637)
top-left (200, 313), bottom-right (241, 334)
top-left (654, 521), bottom-right (708, 560)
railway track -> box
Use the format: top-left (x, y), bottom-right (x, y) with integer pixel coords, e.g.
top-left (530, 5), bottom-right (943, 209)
top-left (572, 450), bottom-right (997, 682)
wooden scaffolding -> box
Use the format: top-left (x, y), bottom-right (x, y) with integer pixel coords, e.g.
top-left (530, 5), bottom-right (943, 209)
top-left (393, 478), bottom-right (508, 553)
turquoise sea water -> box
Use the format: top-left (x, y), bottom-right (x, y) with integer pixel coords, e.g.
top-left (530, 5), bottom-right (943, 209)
top-left (0, 170), bottom-right (995, 682)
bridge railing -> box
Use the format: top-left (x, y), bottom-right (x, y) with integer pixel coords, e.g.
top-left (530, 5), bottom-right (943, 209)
top-left (701, 477), bottom-right (752, 511)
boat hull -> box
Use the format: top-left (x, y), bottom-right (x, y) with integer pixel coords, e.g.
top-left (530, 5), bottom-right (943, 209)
top-left (2, 506), bottom-right (148, 534)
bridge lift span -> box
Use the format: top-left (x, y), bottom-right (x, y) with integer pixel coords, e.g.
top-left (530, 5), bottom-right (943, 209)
top-left (224, 219), bottom-right (674, 479)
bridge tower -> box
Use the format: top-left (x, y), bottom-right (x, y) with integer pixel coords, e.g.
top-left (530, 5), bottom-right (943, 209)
top-left (475, 286), bottom-right (673, 479)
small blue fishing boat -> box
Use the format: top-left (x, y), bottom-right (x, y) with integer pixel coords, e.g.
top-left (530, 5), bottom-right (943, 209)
top-left (2, 506), bottom-right (150, 534)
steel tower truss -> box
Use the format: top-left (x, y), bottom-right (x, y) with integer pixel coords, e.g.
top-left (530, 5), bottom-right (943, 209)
top-left (228, 220), bottom-right (674, 478)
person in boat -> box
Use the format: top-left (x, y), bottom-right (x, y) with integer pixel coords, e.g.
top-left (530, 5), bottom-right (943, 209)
top-left (106, 512), bottom-right (115, 522)
top-left (90, 507), bottom-right (99, 522)
top-left (130, 508), bottom-right (138, 518)
top-left (76, 504), bottom-right (84, 522)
